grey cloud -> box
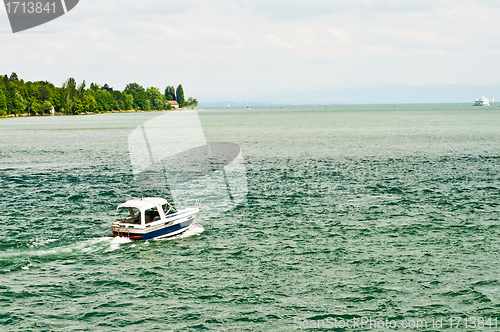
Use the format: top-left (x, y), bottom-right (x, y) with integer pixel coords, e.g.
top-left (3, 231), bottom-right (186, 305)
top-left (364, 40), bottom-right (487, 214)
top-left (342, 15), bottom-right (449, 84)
top-left (67, 0), bottom-right (195, 19)
top-left (230, 0), bottom-right (455, 20)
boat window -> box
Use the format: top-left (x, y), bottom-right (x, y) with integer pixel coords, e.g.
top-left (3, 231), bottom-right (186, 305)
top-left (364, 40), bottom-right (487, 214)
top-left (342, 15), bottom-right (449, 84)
top-left (118, 207), bottom-right (141, 224)
top-left (145, 206), bottom-right (160, 223)
top-left (162, 203), bottom-right (177, 215)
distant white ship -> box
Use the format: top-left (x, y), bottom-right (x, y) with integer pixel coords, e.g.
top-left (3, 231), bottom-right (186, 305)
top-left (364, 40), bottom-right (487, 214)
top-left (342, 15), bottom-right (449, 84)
top-left (473, 96), bottom-right (490, 106)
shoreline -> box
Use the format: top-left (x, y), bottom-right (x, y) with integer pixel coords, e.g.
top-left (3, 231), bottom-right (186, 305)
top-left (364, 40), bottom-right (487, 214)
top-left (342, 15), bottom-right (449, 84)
top-left (0, 108), bottom-right (198, 119)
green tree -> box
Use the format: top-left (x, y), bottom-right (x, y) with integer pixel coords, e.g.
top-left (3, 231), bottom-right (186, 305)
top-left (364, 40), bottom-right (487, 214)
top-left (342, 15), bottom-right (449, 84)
top-left (9, 72), bottom-right (19, 82)
top-left (4, 83), bottom-right (15, 113)
top-left (83, 94), bottom-right (97, 113)
top-left (124, 93), bottom-right (134, 110)
top-left (143, 100), bottom-right (151, 111)
top-left (176, 84), bottom-right (185, 106)
top-left (13, 91), bottom-right (26, 114)
top-left (31, 100), bottom-right (42, 115)
top-left (78, 80), bottom-right (86, 98)
top-left (147, 87), bottom-right (162, 98)
top-left (0, 88), bottom-right (7, 116)
top-left (73, 96), bottom-right (84, 114)
top-left (102, 83), bottom-right (112, 92)
top-left (42, 100), bottom-right (53, 114)
top-left (185, 97), bottom-right (198, 109)
top-left (0, 74), bottom-right (195, 116)
top-left (94, 90), bottom-right (114, 112)
top-left (111, 91), bottom-right (125, 110)
top-left (62, 77), bottom-right (77, 114)
top-left (38, 85), bottom-right (50, 101)
top-left (125, 83), bottom-right (146, 109)
top-left (136, 91), bottom-right (148, 110)
top-left (63, 77), bottom-right (77, 94)
top-left (124, 83), bottom-right (144, 94)
top-left (147, 87), bottom-right (165, 110)
top-left (153, 98), bottom-right (163, 110)
top-left (165, 85), bottom-right (175, 101)
top-left (51, 88), bottom-right (62, 112)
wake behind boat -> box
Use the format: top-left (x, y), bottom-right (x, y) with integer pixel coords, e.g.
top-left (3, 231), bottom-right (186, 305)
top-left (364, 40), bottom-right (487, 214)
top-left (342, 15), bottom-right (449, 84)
top-left (110, 197), bottom-right (201, 240)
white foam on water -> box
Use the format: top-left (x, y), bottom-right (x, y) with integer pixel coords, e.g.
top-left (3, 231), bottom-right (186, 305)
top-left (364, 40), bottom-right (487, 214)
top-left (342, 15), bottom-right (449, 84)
top-left (181, 224), bottom-right (205, 238)
top-left (74, 237), bottom-right (115, 253)
top-left (1, 237), bottom-right (132, 260)
top-left (29, 238), bottom-right (58, 248)
top-left (105, 237), bottom-right (132, 252)
top-left (21, 261), bottom-right (33, 270)
top-left (2, 227), bottom-right (204, 262)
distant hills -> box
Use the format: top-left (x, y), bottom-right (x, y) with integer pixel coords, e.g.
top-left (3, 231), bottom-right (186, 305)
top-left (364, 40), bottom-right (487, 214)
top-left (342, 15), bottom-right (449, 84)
top-left (199, 85), bottom-right (500, 107)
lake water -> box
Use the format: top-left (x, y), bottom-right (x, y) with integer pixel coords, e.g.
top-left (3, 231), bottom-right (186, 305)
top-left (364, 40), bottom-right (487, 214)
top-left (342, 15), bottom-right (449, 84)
top-left (1, 104), bottom-right (500, 331)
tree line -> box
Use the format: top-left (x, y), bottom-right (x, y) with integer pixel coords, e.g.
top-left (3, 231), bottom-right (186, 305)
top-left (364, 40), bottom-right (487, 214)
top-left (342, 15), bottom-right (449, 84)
top-left (0, 72), bottom-right (198, 116)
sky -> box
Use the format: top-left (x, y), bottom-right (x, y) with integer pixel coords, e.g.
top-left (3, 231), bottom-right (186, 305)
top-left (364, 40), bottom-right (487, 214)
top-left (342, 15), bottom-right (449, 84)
top-left (1, 0), bottom-right (500, 104)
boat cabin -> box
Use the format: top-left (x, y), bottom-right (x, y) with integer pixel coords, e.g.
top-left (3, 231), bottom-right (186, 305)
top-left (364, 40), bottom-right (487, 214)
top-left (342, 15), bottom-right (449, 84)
top-left (115, 197), bottom-right (177, 227)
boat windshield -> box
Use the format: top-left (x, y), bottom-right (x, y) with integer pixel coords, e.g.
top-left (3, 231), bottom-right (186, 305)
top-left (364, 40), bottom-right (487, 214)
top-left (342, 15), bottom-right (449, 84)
top-left (162, 203), bottom-right (177, 215)
top-left (118, 207), bottom-right (141, 224)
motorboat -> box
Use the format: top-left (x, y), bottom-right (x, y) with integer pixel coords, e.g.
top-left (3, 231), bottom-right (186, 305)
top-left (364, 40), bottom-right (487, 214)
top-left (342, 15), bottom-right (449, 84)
top-left (473, 96), bottom-right (490, 106)
top-left (110, 197), bottom-right (201, 240)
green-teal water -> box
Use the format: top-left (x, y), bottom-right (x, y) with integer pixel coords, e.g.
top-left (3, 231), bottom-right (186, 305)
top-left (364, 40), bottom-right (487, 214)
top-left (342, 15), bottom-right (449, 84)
top-left (1, 104), bottom-right (500, 331)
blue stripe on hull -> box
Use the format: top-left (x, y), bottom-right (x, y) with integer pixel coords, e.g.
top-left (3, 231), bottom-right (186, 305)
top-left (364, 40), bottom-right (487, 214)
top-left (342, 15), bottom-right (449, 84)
top-left (141, 219), bottom-right (193, 240)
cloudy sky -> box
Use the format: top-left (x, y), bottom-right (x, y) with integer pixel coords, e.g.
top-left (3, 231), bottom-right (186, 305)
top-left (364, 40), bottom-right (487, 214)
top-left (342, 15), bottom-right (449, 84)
top-left (1, 0), bottom-right (499, 103)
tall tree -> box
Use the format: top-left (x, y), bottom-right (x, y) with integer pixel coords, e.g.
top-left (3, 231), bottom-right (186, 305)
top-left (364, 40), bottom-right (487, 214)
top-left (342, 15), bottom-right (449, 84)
top-left (165, 85), bottom-right (175, 101)
top-left (124, 93), bottom-right (133, 110)
top-left (0, 88), bottom-right (7, 116)
top-left (78, 80), bottom-right (86, 98)
top-left (13, 91), bottom-right (26, 114)
top-left (62, 77), bottom-right (77, 114)
top-left (176, 84), bottom-right (185, 106)
top-left (9, 72), bottom-right (19, 82)
top-left (63, 77), bottom-right (77, 93)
